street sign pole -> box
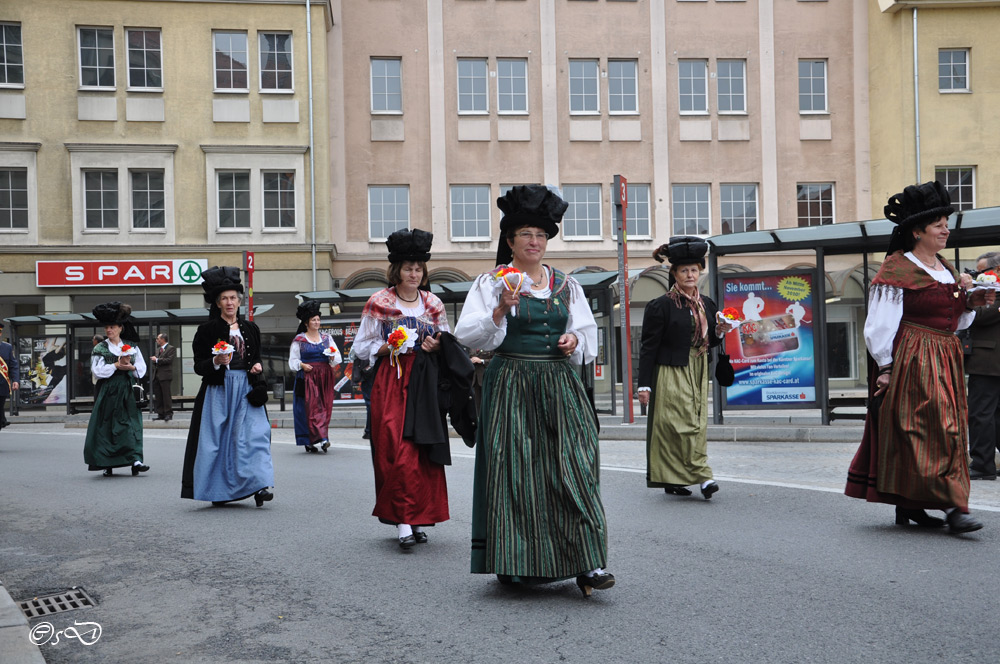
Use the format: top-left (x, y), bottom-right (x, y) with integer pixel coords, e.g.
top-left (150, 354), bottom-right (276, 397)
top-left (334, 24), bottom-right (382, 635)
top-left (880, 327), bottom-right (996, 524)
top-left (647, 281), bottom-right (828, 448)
top-left (243, 251), bottom-right (255, 321)
top-left (613, 175), bottom-right (635, 424)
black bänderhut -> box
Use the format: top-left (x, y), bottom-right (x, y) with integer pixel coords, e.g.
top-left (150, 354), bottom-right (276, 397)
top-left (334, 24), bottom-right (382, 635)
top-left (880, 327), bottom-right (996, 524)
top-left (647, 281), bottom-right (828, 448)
top-left (884, 180), bottom-right (955, 254)
top-left (92, 301), bottom-right (140, 344)
top-left (295, 300), bottom-right (322, 335)
top-left (200, 266), bottom-right (244, 303)
top-left (386, 229), bottom-right (433, 264)
top-left (495, 185), bottom-right (568, 267)
top-left (652, 235), bottom-right (709, 268)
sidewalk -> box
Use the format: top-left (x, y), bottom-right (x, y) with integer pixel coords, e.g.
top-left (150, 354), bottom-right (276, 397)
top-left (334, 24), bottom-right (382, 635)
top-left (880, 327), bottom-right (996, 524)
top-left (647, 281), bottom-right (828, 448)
top-left (0, 580), bottom-right (44, 664)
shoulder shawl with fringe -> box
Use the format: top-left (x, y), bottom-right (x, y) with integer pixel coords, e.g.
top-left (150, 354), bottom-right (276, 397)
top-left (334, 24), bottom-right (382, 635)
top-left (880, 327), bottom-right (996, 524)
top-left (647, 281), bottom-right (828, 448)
top-left (361, 287), bottom-right (448, 328)
top-left (871, 251), bottom-right (959, 302)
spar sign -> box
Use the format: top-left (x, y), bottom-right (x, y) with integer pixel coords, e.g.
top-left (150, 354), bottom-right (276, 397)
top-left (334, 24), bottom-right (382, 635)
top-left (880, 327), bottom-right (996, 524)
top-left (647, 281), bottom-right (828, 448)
top-left (36, 259), bottom-right (208, 287)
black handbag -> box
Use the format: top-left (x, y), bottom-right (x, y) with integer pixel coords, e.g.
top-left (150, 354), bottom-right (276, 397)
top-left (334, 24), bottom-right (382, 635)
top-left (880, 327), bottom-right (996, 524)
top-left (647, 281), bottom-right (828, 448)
top-left (715, 341), bottom-right (735, 387)
top-left (132, 382), bottom-right (149, 408)
top-left (247, 383), bottom-right (269, 408)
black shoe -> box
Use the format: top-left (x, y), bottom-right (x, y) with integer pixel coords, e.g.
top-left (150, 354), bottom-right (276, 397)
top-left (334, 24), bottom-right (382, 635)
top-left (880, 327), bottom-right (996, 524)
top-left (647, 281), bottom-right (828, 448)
top-left (152, 415), bottom-right (164, 421)
top-left (398, 534), bottom-right (416, 550)
top-left (102, 468), bottom-right (113, 477)
top-left (320, 440), bottom-right (330, 453)
top-left (254, 488), bottom-right (273, 507)
top-left (576, 572), bottom-right (615, 597)
top-left (362, 431), bottom-right (371, 440)
top-left (700, 481), bottom-right (719, 500)
top-left (163, 415), bottom-right (172, 422)
top-left (131, 463), bottom-right (150, 476)
top-left (946, 510), bottom-right (983, 534)
top-left (304, 444), bottom-right (318, 453)
top-left (969, 469), bottom-right (997, 480)
top-left (664, 486), bottom-right (693, 496)
top-left (895, 506), bottom-right (945, 528)
top-left (413, 530), bottom-right (428, 544)
top-left (212, 501), bottom-right (229, 507)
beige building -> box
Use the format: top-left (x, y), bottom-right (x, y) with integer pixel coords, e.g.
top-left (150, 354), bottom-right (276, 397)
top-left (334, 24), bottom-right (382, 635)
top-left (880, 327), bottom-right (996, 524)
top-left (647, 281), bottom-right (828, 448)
top-left (0, 0), bottom-right (333, 396)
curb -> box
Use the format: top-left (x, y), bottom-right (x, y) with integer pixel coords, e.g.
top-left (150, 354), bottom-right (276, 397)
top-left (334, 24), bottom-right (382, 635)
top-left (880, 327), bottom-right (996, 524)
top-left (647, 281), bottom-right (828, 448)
top-left (0, 581), bottom-right (45, 664)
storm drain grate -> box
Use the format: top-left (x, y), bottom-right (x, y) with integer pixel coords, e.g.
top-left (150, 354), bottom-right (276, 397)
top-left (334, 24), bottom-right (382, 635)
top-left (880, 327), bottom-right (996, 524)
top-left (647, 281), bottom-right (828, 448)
top-left (18, 588), bottom-right (95, 619)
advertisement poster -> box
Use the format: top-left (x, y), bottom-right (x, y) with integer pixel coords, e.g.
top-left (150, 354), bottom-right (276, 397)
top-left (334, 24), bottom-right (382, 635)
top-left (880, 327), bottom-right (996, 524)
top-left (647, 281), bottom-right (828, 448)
top-left (320, 321), bottom-right (364, 402)
top-left (720, 271), bottom-right (817, 408)
top-left (18, 336), bottom-right (69, 407)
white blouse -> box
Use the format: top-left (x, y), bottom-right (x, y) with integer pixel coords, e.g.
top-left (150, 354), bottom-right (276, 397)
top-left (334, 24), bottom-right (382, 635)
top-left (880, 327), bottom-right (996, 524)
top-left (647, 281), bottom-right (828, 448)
top-left (91, 339), bottom-right (147, 380)
top-left (288, 334), bottom-right (341, 371)
top-left (454, 267), bottom-right (598, 366)
top-left (864, 252), bottom-right (976, 367)
top-left (352, 297), bottom-right (451, 366)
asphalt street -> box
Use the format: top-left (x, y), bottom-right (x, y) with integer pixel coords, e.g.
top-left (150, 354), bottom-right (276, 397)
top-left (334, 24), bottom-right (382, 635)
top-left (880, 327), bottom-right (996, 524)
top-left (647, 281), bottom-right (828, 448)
top-left (2, 423), bottom-right (999, 664)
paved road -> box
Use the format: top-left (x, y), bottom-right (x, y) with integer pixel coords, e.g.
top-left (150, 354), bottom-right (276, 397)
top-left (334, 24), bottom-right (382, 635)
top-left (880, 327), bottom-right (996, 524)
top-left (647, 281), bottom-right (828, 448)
top-left (2, 423), bottom-right (999, 663)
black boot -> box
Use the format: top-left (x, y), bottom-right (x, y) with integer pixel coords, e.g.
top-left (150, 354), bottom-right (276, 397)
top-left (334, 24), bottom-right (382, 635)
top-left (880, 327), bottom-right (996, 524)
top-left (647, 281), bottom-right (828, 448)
top-left (946, 510), bottom-right (983, 534)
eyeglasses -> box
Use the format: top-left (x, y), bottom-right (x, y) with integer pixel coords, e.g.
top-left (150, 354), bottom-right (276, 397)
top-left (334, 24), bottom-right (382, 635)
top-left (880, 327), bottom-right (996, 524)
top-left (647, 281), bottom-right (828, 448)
top-left (514, 231), bottom-right (549, 241)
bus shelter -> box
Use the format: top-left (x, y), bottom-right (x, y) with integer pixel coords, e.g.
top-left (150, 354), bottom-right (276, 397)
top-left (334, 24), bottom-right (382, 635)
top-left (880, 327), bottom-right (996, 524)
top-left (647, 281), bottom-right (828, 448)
top-left (707, 206), bottom-right (1000, 425)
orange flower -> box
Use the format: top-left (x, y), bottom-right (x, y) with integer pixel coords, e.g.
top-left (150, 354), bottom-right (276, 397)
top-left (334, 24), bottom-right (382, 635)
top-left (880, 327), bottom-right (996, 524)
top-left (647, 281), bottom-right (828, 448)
top-left (387, 328), bottom-right (408, 350)
top-left (721, 307), bottom-right (742, 321)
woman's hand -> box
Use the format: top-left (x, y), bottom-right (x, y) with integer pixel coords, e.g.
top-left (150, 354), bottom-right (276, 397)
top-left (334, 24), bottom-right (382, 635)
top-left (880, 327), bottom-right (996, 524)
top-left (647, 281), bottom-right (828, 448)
top-left (214, 352), bottom-right (232, 366)
top-left (960, 273), bottom-right (974, 289)
top-left (493, 290), bottom-right (520, 325)
top-left (873, 372), bottom-right (890, 397)
top-left (302, 363), bottom-right (313, 373)
top-left (557, 333), bottom-right (578, 357)
top-left (967, 288), bottom-right (997, 308)
top-left (637, 391), bottom-right (650, 406)
top-left (421, 333), bottom-right (441, 353)
top-left (250, 362), bottom-right (263, 375)
top-left (114, 358), bottom-right (130, 370)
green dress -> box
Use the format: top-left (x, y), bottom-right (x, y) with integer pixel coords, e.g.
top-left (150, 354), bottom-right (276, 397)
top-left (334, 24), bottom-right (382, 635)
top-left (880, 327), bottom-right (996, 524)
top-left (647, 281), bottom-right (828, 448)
top-left (470, 273), bottom-right (607, 581)
top-left (83, 342), bottom-right (144, 471)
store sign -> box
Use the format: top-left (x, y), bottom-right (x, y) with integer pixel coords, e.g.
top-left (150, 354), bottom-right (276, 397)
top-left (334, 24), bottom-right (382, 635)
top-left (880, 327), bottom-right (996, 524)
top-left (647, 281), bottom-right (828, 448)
top-left (36, 259), bottom-right (208, 287)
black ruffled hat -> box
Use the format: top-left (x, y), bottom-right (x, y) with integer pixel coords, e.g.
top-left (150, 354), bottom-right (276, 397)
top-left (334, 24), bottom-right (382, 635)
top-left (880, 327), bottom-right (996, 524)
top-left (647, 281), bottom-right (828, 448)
top-left (495, 185), bottom-right (568, 266)
top-left (884, 181), bottom-right (954, 254)
top-left (653, 236), bottom-right (709, 268)
top-left (92, 301), bottom-right (140, 344)
top-left (386, 229), bottom-right (433, 264)
top-left (295, 301), bottom-right (322, 334)
top-left (200, 266), bottom-right (244, 303)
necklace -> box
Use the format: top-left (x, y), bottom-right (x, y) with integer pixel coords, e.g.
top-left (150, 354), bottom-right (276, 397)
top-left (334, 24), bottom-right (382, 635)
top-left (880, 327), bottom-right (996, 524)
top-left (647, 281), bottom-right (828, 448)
top-left (396, 289), bottom-right (419, 303)
top-left (914, 253), bottom-right (939, 269)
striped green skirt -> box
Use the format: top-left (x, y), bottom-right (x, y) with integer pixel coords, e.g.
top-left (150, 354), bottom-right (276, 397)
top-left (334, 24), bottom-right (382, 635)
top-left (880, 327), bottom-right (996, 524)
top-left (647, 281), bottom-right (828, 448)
top-left (470, 354), bottom-right (607, 580)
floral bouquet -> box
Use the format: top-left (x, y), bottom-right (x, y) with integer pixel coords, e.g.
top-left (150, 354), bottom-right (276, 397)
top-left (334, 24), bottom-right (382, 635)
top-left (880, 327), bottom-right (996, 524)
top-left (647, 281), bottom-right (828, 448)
top-left (715, 307), bottom-right (743, 333)
top-left (323, 344), bottom-right (340, 358)
top-left (973, 270), bottom-right (1000, 290)
top-left (118, 343), bottom-right (137, 364)
top-left (212, 340), bottom-right (235, 355)
top-left (490, 266), bottom-right (534, 317)
top-left (386, 325), bottom-right (417, 378)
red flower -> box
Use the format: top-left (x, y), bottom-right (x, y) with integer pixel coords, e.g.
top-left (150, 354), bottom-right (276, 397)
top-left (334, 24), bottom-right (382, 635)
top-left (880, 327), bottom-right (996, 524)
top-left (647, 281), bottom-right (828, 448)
top-left (387, 328), bottom-right (408, 350)
top-left (121, 344), bottom-right (132, 352)
top-left (721, 307), bottom-right (742, 321)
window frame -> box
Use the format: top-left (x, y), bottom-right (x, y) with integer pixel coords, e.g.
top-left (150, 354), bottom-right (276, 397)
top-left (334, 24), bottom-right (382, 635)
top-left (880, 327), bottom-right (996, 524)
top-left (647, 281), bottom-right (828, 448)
top-left (83, 169), bottom-right (120, 231)
top-left (370, 57), bottom-right (402, 114)
top-left (607, 59), bottom-right (638, 115)
top-left (368, 185), bottom-right (410, 241)
top-left (125, 27), bottom-right (163, 92)
top-left (935, 166), bottom-right (975, 210)
top-left (562, 184), bottom-right (603, 240)
top-left (678, 58), bottom-right (709, 115)
top-left (216, 170), bottom-right (252, 230)
top-left (798, 59), bottom-right (828, 114)
top-left (212, 30), bottom-right (250, 94)
top-left (613, 183), bottom-right (651, 239)
top-left (671, 184), bottom-right (711, 236)
top-left (716, 58), bottom-right (746, 115)
top-left (449, 184), bottom-right (492, 241)
top-left (569, 58), bottom-right (600, 115)
top-left (0, 166), bottom-right (29, 231)
top-left (130, 169), bottom-right (166, 231)
top-left (795, 182), bottom-right (835, 228)
top-left (0, 22), bottom-right (24, 89)
top-left (938, 48), bottom-right (970, 93)
top-left (457, 57), bottom-right (489, 115)
top-left (496, 57), bottom-right (528, 115)
top-left (78, 26), bottom-right (116, 90)
top-left (258, 31), bottom-right (294, 93)
top-left (720, 183), bottom-right (758, 235)
top-left (261, 170), bottom-right (297, 230)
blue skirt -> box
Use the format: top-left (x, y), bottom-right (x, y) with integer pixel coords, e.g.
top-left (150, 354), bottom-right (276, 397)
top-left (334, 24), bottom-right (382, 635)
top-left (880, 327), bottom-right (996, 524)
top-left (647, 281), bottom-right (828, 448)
top-left (192, 370), bottom-right (274, 502)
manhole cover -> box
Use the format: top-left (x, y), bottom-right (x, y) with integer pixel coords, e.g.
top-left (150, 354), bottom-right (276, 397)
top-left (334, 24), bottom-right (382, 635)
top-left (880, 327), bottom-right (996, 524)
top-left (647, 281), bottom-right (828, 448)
top-left (18, 588), bottom-right (95, 619)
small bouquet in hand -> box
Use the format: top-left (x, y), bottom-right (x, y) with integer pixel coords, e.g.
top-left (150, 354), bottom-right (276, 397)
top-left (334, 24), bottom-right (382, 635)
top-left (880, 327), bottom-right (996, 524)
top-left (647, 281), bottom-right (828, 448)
top-left (386, 325), bottom-right (417, 378)
top-left (490, 266), bottom-right (534, 317)
top-left (118, 343), bottom-right (137, 366)
top-left (974, 270), bottom-right (999, 288)
top-left (716, 307), bottom-right (743, 333)
top-left (323, 343), bottom-right (340, 358)
top-left (212, 340), bottom-right (235, 355)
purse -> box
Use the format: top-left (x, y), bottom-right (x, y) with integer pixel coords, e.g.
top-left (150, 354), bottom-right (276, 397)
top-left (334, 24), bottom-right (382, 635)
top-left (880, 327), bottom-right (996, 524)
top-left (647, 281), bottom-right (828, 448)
top-left (715, 340), bottom-right (735, 387)
top-left (132, 382), bottom-right (149, 408)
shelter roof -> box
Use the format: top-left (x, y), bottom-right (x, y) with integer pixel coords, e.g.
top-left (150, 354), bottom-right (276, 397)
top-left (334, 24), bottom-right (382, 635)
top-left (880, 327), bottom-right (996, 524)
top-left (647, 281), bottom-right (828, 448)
top-left (4, 305), bottom-right (273, 327)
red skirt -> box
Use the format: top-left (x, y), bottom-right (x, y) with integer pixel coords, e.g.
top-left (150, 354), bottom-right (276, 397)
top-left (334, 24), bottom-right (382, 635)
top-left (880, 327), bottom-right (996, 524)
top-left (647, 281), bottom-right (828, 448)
top-left (369, 353), bottom-right (449, 526)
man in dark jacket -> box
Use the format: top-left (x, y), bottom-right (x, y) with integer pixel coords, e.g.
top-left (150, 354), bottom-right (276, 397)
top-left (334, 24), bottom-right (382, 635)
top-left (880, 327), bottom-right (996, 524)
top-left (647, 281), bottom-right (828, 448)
top-left (0, 320), bottom-right (20, 429)
top-left (151, 333), bottom-right (176, 421)
top-left (968, 252), bottom-right (1000, 480)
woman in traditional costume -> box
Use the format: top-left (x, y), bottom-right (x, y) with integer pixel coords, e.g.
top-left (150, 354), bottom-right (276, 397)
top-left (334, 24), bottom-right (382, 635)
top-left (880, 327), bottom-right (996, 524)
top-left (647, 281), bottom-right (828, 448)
top-left (845, 181), bottom-right (995, 533)
top-left (637, 237), bottom-right (728, 499)
top-left (289, 301), bottom-right (341, 453)
top-left (353, 229), bottom-right (450, 549)
top-left (455, 185), bottom-right (613, 597)
top-left (84, 302), bottom-right (150, 477)
top-left (181, 266), bottom-right (275, 507)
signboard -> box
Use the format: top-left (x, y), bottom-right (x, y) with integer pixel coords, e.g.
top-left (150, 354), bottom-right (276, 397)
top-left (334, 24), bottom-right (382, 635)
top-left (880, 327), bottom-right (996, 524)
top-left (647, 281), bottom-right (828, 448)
top-left (244, 252), bottom-right (255, 321)
top-left (17, 336), bottom-right (68, 406)
top-left (320, 321), bottom-right (365, 402)
top-left (36, 259), bottom-right (208, 287)
top-left (720, 270), bottom-right (817, 408)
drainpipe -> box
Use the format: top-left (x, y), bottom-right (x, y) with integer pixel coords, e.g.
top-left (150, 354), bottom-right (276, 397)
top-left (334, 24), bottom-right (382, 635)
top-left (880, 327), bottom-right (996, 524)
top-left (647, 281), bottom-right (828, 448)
top-left (912, 8), bottom-right (921, 181)
top-left (306, 0), bottom-right (318, 290)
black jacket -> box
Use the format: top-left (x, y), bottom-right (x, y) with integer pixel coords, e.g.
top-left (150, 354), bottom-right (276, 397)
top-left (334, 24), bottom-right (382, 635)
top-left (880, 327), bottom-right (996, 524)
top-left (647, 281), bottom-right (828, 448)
top-left (638, 293), bottom-right (722, 389)
top-left (402, 333), bottom-right (477, 466)
top-left (967, 304), bottom-right (1000, 377)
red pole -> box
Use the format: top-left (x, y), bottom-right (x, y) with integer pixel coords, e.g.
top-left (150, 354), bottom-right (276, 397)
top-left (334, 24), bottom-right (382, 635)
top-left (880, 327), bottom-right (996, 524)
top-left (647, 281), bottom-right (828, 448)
top-left (244, 251), bottom-right (255, 321)
top-left (613, 175), bottom-right (635, 424)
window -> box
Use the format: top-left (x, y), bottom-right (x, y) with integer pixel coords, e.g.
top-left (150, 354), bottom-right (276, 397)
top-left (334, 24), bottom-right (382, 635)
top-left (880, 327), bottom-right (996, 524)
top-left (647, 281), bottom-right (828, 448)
top-left (369, 186), bottom-right (409, 239)
top-left (259, 32), bottom-right (292, 91)
top-left (608, 59), bottom-right (637, 114)
top-left (0, 168), bottom-right (27, 229)
top-left (720, 184), bottom-right (757, 234)
top-left (84, 170), bottom-right (118, 229)
top-left (796, 183), bottom-right (834, 227)
top-left (131, 170), bottom-right (164, 229)
top-left (935, 167), bottom-right (975, 210)
top-left (263, 172), bottom-right (295, 228)
top-left (371, 58), bottom-right (402, 113)
top-left (938, 49), bottom-right (969, 92)
top-left (569, 59), bottom-right (599, 114)
top-left (497, 58), bottom-right (527, 114)
top-left (717, 59), bottom-right (746, 114)
top-left (450, 185), bottom-right (491, 240)
top-left (798, 59), bottom-right (827, 113)
top-left (217, 171), bottom-right (251, 228)
top-left (458, 58), bottom-right (488, 113)
top-left (672, 184), bottom-right (710, 235)
top-left (678, 59), bottom-right (708, 114)
top-left (79, 27), bottom-right (115, 88)
top-left (126, 29), bottom-right (162, 89)
top-left (562, 185), bottom-right (602, 239)
top-left (213, 31), bottom-right (249, 91)
top-left (0, 23), bottom-right (23, 87)
top-left (614, 183), bottom-right (650, 238)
